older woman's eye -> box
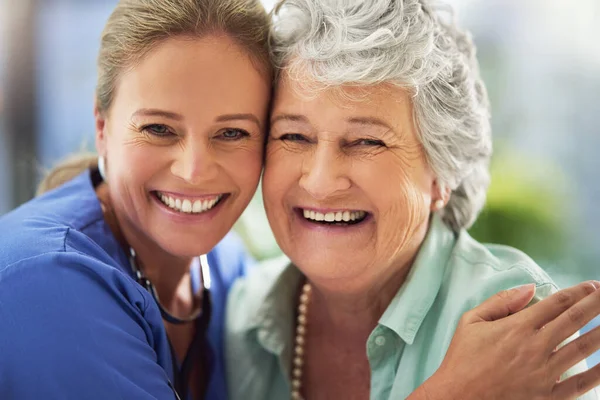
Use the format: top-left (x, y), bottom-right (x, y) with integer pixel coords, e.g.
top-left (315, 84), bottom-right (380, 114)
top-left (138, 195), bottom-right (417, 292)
top-left (279, 133), bottom-right (309, 142)
top-left (355, 138), bottom-right (386, 147)
top-left (142, 124), bottom-right (172, 137)
top-left (219, 128), bottom-right (249, 140)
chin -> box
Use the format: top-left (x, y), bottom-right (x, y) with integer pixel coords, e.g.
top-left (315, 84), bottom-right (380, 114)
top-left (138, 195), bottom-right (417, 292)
top-left (158, 234), bottom-right (222, 258)
top-left (294, 252), bottom-right (367, 282)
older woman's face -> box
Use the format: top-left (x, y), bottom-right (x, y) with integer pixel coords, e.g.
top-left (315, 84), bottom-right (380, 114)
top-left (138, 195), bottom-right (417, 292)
top-left (264, 77), bottom-right (439, 285)
top-left (96, 36), bottom-right (270, 257)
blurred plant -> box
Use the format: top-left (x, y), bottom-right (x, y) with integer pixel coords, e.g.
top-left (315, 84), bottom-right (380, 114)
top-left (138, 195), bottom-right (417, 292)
top-left (234, 182), bottom-right (282, 261)
top-left (468, 147), bottom-right (575, 265)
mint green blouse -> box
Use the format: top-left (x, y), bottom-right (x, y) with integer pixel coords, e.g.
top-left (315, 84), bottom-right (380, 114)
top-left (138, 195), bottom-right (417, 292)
top-left (226, 215), bottom-right (597, 400)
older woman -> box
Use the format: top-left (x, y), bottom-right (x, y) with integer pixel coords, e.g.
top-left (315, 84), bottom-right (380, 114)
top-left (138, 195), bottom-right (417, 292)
top-left (226, 0), bottom-right (600, 399)
top-left (0, 0), bottom-right (271, 399)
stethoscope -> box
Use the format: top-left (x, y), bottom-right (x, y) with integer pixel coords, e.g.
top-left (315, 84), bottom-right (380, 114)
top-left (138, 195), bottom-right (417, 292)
top-left (97, 160), bottom-right (212, 399)
top-left (128, 248), bottom-right (213, 400)
top-left (128, 248), bottom-right (212, 324)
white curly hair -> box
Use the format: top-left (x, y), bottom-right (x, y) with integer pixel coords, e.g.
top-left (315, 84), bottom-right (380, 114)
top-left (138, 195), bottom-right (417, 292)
top-left (270, 0), bottom-right (493, 231)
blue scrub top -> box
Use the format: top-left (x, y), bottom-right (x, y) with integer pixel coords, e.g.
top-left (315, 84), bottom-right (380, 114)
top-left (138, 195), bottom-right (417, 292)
top-left (0, 170), bottom-right (253, 399)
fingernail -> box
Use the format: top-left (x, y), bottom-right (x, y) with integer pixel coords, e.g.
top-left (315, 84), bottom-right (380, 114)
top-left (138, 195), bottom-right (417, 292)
top-left (513, 283), bottom-right (536, 294)
top-left (591, 281), bottom-right (600, 290)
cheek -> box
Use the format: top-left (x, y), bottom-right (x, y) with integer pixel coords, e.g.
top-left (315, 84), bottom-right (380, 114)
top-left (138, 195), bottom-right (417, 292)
top-left (223, 146), bottom-right (264, 193)
top-left (366, 157), bottom-right (432, 230)
top-left (114, 144), bottom-right (165, 182)
top-left (263, 144), bottom-right (299, 212)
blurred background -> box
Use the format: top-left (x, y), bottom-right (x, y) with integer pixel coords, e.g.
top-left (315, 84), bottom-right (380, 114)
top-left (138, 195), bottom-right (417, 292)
top-left (0, 0), bottom-right (598, 365)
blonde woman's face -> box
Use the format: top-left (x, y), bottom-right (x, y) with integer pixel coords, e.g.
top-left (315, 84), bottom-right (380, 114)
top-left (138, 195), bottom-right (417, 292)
top-left (263, 76), bottom-right (439, 291)
top-left (96, 36), bottom-right (270, 257)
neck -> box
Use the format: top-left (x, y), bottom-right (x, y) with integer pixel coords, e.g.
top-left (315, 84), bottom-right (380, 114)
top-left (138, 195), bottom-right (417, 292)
top-left (131, 244), bottom-right (195, 308)
top-left (97, 183), bottom-right (195, 311)
top-left (309, 263), bottom-right (412, 338)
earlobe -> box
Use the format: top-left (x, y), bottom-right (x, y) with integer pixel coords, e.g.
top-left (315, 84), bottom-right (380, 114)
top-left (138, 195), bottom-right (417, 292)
top-left (431, 180), bottom-right (451, 211)
top-left (433, 199), bottom-right (445, 211)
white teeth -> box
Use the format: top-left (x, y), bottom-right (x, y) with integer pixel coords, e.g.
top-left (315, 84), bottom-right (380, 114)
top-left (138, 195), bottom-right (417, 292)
top-left (157, 192), bottom-right (222, 214)
top-left (302, 209), bottom-right (366, 224)
top-left (192, 200), bottom-right (202, 213)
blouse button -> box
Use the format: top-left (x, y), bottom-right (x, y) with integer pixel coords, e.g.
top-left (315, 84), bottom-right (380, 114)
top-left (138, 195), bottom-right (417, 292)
top-left (375, 335), bottom-right (386, 346)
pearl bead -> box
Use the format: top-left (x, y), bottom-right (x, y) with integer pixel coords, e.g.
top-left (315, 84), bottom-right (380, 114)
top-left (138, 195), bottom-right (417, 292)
top-left (291, 281), bottom-right (311, 400)
top-left (297, 325), bottom-right (306, 335)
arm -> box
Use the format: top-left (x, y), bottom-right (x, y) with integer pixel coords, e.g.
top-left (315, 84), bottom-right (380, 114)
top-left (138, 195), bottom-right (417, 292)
top-left (408, 282), bottom-right (600, 400)
top-left (0, 252), bottom-right (177, 400)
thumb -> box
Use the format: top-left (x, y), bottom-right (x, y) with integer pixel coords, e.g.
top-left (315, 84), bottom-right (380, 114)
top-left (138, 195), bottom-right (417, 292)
top-left (470, 284), bottom-right (536, 322)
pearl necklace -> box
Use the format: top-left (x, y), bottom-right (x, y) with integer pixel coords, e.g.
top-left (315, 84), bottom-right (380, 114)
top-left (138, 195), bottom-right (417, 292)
top-left (291, 282), bottom-right (312, 400)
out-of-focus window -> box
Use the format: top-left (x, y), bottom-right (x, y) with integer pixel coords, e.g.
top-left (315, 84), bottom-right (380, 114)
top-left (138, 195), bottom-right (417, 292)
top-left (0, 0), bottom-right (9, 214)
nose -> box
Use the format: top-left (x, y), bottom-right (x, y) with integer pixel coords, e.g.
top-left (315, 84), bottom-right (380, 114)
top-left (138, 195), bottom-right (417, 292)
top-left (299, 143), bottom-right (351, 200)
top-left (170, 140), bottom-right (219, 184)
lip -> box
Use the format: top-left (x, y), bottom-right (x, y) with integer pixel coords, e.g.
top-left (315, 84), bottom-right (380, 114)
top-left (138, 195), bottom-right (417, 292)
top-left (297, 206), bottom-right (369, 214)
top-left (155, 190), bottom-right (224, 201)
top-left (292, 208), bottom-right (372, 233)
top-left (151, 191), bottom-right (229, 222)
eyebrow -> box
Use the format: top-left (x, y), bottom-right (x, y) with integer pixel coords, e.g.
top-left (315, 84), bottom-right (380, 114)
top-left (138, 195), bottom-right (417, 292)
top-left (132, 108), bottom-right (184, 121)
top-left (216, 113), bottom-right (262, 129)
top-left (131, 110), bottom-right (262, 128)
top-left (270, 114), bottom-right (310, 125)
top-left (347, 116), bottom-right (393, 131)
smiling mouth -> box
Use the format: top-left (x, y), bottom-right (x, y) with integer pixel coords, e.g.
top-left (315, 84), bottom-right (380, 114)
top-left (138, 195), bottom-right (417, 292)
top-left (299, 208), bottom-right (368, 226)
top-left (153, 191), bottom-right (225, 214)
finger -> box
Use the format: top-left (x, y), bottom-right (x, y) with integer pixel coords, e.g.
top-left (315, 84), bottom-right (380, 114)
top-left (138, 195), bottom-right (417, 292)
top-left (551, 362), bottom-right (600, 400)
top-left (466, 284), bottom-right (536, 323)
top-left (550, 325), bottom-right (600, 376)
top-left (542, 288), bottom-right (600, 350)
top-left (519, 281), bottom-right (599, 329)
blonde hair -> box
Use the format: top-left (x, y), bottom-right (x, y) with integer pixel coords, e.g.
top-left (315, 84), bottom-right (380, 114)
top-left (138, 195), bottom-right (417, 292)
top-left (38, 0), bottom-right (271, 194)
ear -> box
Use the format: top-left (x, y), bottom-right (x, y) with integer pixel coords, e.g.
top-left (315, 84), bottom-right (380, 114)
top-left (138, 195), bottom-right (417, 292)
top-left (94, 100), bottom-right (108, 156)
top-left (430, 179), bottom-right (451, 211)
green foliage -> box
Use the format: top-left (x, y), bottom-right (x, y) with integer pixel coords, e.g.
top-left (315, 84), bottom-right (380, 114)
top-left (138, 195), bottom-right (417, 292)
top-left (468, 151), bottom-right (574, 264)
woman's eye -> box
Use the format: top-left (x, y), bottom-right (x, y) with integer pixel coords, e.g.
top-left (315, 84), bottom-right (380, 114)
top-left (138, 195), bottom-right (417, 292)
top-left (279, 133), bottom-right (308, 142)
top-left (219, 128), bottom-right (249, 140)
top-left (355, 138), bottom-right (385, 147)
top-left (142, 124), bottom-right (172, 137)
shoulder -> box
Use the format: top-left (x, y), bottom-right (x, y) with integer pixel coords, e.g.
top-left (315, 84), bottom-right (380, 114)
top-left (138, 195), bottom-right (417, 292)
top-left (225, 255), bottom-right (292, 400)
top-left (444, 229), bottom-right (558, 309)
top-left (0, 250), bottom-right (148, 316)
top-left (0, 171), bottom-right (107, 267)
top-left (226, 255), bottom-right (291, 331)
